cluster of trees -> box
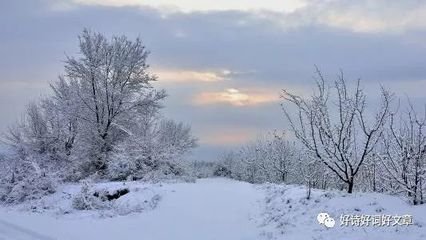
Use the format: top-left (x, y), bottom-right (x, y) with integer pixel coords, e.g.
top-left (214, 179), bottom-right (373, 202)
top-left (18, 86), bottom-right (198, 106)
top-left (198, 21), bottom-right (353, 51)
top-left (0, 30), bottom-right (197, 203)
top-left (214, 133), bottom-right (334, 198)
top-left (215, 133), bottom-right (298, 184)
top-left (216, 69), bottom-right (426, 205)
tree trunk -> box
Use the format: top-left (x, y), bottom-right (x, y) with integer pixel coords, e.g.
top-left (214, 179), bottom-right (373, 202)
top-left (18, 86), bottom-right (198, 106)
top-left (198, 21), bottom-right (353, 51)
top-left (347, 179), bottom-right (354, 193)
top-left (306, 180), bottom-right (312, 199)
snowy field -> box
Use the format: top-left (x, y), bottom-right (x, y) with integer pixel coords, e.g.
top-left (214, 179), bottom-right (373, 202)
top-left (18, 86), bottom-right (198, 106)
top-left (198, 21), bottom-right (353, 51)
top-left (0, 178), bottom-right (425, 240)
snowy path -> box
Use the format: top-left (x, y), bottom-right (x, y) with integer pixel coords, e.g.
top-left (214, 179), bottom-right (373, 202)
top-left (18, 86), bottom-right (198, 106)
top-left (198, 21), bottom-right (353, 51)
top-left (137, 178), bottom-right (262, 240)
top-left (0, 219), bottom-right (55, 240)
top-left (0, 178), bottom-right (264, 240)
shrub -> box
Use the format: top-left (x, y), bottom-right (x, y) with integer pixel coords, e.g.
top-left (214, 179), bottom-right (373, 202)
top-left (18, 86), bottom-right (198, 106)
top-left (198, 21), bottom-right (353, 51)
top-left (1, 174), bottom-right (56, 204)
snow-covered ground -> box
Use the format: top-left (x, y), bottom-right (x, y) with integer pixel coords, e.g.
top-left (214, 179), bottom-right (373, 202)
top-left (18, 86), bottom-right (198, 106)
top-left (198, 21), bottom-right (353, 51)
top-left (259, 184), bottom-right (426, 240)
top-left (0, 178), bottom-right (425, 240)
top-left (0, 178), bottom-right (262, 240)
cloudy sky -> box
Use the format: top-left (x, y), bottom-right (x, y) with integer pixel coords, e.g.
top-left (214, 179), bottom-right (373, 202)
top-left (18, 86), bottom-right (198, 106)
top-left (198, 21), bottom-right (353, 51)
top-left (1, 0), bottom-right (426, 160)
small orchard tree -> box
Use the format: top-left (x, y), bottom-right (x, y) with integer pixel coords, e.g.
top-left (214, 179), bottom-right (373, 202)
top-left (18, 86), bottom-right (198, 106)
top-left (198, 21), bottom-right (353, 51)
top-left (378, 101), bottom-right (426, 205)
top-left (281, 68), bottom-right (392, 193)
top-left (297, 156), bottom-right (324, 199)
top-left (266, 132), bottom-right (296, 183)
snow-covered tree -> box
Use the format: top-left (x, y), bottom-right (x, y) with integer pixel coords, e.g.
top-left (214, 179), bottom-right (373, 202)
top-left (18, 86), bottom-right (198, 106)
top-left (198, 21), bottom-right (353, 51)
top-left (108, 119), bottom-right (197, 181)
top-left (215, 151), bottom-right (241, 179)
top-left (63, 29), bottom-right (166, 172)
top-left (216, 133), bottom-right (299, 184)
top-left (377, 101), bottom-right (426, 204)
top-left (281, 68), bottom-right (392, 193)
top-left (267, 133), bottom-right (296, 183)
top-left (1, 29), bottom-right (197, 202)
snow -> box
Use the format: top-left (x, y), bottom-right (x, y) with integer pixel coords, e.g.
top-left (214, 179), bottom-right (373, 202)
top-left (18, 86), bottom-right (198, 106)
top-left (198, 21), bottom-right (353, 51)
top-left (1, 178), bottom-right (425, 240)
top-left (9, 180), bottom-right (162, 218)
top-left (260, 184), bottom-right (426, 240)
top-left (0, 178), bottom-right (263, 240)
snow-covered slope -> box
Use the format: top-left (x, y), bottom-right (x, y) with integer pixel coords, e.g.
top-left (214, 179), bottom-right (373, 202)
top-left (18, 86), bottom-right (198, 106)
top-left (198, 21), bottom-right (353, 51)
top-left (260, 184), bottom-right (426, 240)
top-left (0, 178), bottom-right (425, 240)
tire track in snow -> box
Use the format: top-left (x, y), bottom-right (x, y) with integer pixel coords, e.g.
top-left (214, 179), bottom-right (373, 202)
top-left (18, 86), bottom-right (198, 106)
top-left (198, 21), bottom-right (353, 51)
top-left (0, 219), bottom-right (56, 240)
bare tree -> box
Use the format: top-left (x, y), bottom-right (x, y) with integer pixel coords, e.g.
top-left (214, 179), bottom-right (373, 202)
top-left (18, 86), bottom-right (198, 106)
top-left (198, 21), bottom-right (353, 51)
top-left (378, 101), bottom-right (426, 204)
top-left (281, 68), bottom-right (392, 193)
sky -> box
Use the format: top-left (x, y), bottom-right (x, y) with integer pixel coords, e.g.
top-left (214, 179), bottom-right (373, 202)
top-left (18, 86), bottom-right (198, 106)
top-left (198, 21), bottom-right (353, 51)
top-left (1, 0), bottom-right (426, 160)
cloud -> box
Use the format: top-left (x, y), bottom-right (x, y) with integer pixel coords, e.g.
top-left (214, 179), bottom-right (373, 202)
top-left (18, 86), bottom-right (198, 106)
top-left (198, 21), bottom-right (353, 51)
top-left (70, 0), bottom-right (307, 13)
top-left (256, 0), bottom-right (426, 33)
top-left (311, 1), bottom-right (426, 33)
top-left (153, 68), bottom-right (232, 83)
top-left (193, 88), bottom-right (279, 106)
top-left (66, 0), bottom-right (426, 33)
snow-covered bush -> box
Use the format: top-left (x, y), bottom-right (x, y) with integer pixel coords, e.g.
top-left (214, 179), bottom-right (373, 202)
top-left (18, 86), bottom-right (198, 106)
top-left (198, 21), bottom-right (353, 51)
top-left (213, 165), bottom-right (232, 177)
top-left (107, 153), bottom-right (139, 181)
top-left (71, 181), bottom-right (162, 216)
top-left (0, 151), bottom-right (57, 204)
top-left (0, 167), bottom-right (56, 204)
top-left (114, 192), bottom-right (161, 216)
top-left (106, 118), bottom-right (197, 181)
top-left (72, 181), bottom-right (114, 210)
top-left (188, 161), bottom-right (216, 178)
top-left (3, 175), bottom-right (55, 204)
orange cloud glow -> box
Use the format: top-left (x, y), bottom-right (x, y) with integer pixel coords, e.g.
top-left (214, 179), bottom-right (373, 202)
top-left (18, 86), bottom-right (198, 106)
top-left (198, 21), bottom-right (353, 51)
top-left (193, 88), bottom-right (278, 106)
top-left (200, 128), bottom-right (256, 145)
